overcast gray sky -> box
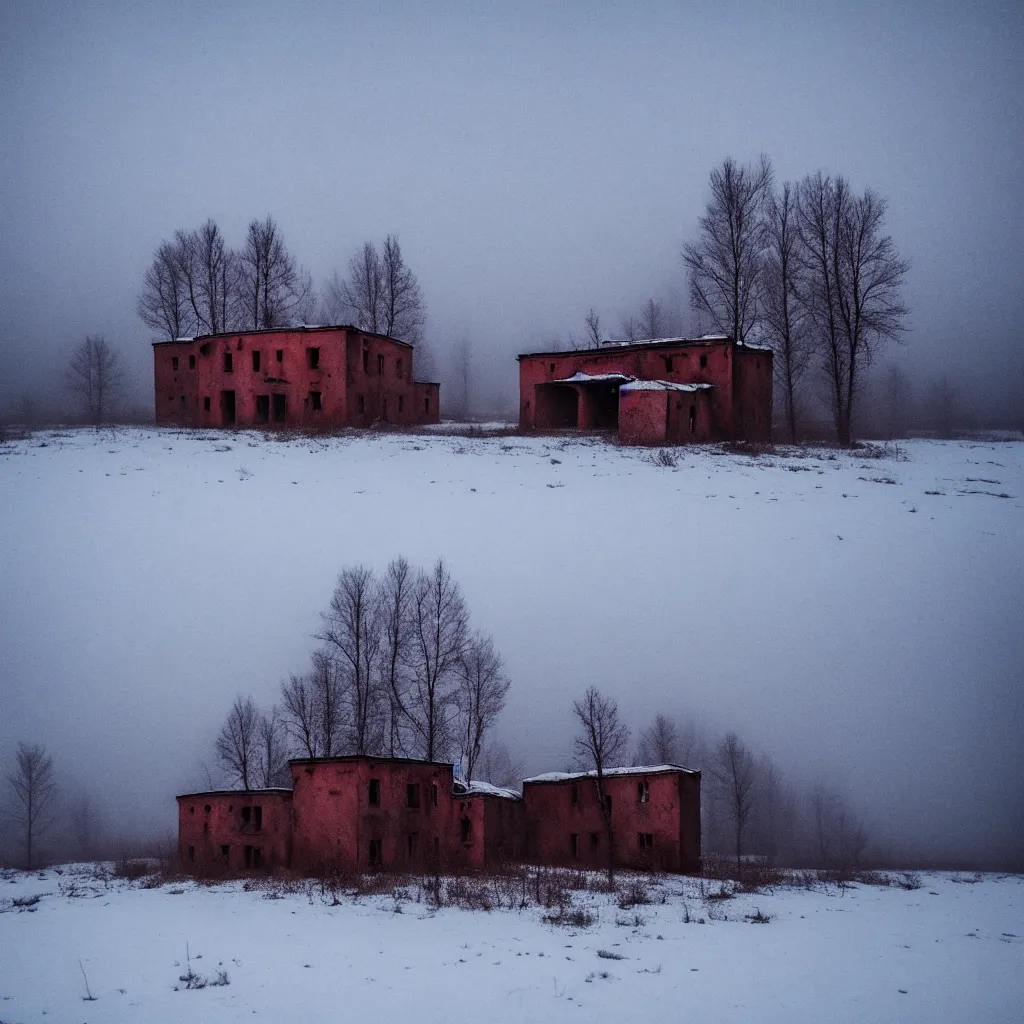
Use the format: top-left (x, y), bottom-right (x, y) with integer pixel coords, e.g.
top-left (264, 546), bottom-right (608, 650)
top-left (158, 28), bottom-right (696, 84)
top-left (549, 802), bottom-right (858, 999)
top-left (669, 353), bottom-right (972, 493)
top-left (1, 0), bottom-right (1022, 418)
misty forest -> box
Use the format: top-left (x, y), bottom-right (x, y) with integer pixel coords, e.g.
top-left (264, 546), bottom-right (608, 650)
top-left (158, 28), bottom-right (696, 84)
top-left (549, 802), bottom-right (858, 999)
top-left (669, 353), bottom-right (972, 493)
top-left (1, 3), bottom-right (1021, 1023)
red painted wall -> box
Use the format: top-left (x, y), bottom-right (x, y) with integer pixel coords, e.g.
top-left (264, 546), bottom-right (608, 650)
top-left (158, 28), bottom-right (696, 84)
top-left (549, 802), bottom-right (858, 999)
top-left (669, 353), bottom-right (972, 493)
top-left (518, 339), bottom-right (772, 443)
top-left (289, 757), bottom-right (456, 874)
top-left (176, 790), bottom-right (292, 874)
top-left (523, 770), bottom-right (701, 873)
top-left (453, 794), bottom-right (526, 868)
top-left (154, 326), bottom-right (440, 429)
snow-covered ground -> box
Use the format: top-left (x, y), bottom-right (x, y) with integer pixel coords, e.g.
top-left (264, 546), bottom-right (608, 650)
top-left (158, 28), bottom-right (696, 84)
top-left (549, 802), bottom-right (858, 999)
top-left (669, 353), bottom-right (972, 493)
top-left (1, 429), bottom-right (1022, 861)
top-left (0, 864), bottom-right (1020, 1023)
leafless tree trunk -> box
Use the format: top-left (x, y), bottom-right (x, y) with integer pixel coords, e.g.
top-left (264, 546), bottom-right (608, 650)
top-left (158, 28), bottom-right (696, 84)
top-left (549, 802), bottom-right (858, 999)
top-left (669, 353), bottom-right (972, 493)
top-left (456, 631), bottom-right (511, 781)
top-left (239, 215), bottom-right (309, 329)
top-left (318, 565), bottom-right (384, 755)
top-left (635, 713), bottom-right (679, 765)
top-left (65, 335), bottom-right (125, 424)
top-left (797, 173), bottom-right (909, 445)
top-left (763, 181), bottom-right (813, 441)
top-left (176, 220), bottom-right (240, 336)
top-left (7, 742), bottom-right (57, 869)
top-left (478, 741), bottom-right (525, 791)
top-left (255, 707), bottom-right (291, 788)
top-left (683, 155), bottom-right (773, 345)
top-left (377, 557), bottom-right (415, 757)
top-left (572, 686), bottom-right (630, 884)
top-left (380, 235), bottom-right (425, 343)
top-left (280, 672), bottom-right (321, 758)
top-left (138, 240), bottom-right (194, 340)
top-left (403, 559), bottom-right (469, 761)
top-left (712, 732), bottom-right (756, 875)
top-left (618, 313), bottom-right (641, 342)
top-left (215, 696), bottom-right (259, 790)
top-left (310, 649), bottom-right (346, 757)
top-left (809, 783), bottom-right (868, 871)
top-left (639, 297), bottom-right (664, 339)
top-left (584, 308), bottom-right (602, 348)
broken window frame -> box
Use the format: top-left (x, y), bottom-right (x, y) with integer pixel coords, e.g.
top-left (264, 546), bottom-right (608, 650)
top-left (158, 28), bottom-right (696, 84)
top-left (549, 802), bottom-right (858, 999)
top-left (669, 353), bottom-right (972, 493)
top-left (406, 783), bottom-right (421, 809)
top-left (368, 779), bottom-right (381, 807)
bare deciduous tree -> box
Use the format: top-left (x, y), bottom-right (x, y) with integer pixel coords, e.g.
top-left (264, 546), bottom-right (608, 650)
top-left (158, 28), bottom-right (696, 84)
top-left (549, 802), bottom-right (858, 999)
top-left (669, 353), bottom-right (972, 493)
top-left (255, 706), bottom-right (291, 788)
top-left (310, 649), bottom-right (346, 758)
top-left (635, 713), bottom-right (679, 765)
top-left (137, 240), bottom-right (193, 340)
top-left (215, 696), bottom-right (260, 790)
top-left (763, 181), bottom-right (813, 441)
top-left (280, 672), bottom-right (321, 759)
top-left (403, 559), bottom-right (469, 761)
top-left (177, 219), bottom-right (239, 336)
top-left (683, 155), bottom-right (773, 345)
top-left (584, 308), bottom-right (602, 348)
top-left (638, 297), bottom-right (664, 339)
top-left (712, 732), bottom-right (757, 874)
top-left (457, 631), bottom-right (511, 782)
top-left (239, 215), bottom-right (310, 329)
top-left (478, 740), bottom-right (525, 791)
top-left (318, 565), bottom-right (384, 755)
top-left (809, 783), bottom-right (868, 871)
top-left (327, 235), bottom-right (425, 342)
top-left (66, 335), bottom-right (125, 424)
top-left (7, 742), bottom-right (57, 869)
top-left (797, 173), bottom-right (909, 445)
top-left (377, 556), bottom-right (415, 757)
top-left (572, 686), bottom-right (630, 882)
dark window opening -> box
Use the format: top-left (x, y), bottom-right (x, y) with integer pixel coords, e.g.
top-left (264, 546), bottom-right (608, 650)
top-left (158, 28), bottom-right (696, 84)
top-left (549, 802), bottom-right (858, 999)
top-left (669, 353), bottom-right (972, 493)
top-left (179, 395), bottom-right (186, 408)
top-left (203, 396), bottom-right (210, 411)
top-left (589, 832), bottom-right (600, 850)
top-left (220, 844), bottom-right (230, 861)
top-left (638, 832), bottom-right (653, 850)
top-left (276, 349), bottom-right (283, 363)
top-left (689, 404), bottom-right (697, 433)
top-left (362, 348), bottom-right (369, 372)
top-left (550, 363), bottom-right (555, 372)
top-left (252, 350), bottom-right (261, 372)
top-left (407, 832), bottom-right (418, 858)
top-left (460, 817), bottom-right (472, 844)
top-left (433, 836), bottom-right (440, 857)
top-left (252, 847), bottom-right (262, 868)
top-left (570, 833), bottom-right (579, 858)
top-left (424, 396), bottom-right (430, 413)
top-left (171, 356), bottom-right (179, 371)
top-left (369, 838), bottom-right (382, 866)
top-left (307, 347), bottom-right (320, 369)
top-left (237, 338), bottom-right (243, 350)
top-left (256, 395), bottom-right (270, 423)
top-left (664, 356), bottom-right (673, 372)
top-left (700, 354), bottom-right (707, 369)
top-left (272, 393), bottom-right (286, 422)
top-left (358, 395), bottom-right (365, 414)
top-left (637, 781), bottom-right (650, 804)
top-left (396, 357), bottom-right (403, 379)
top-left (309, 390), bottom-right (322, 411)
top-left (200, 342), bottom-right (211, 355)
top-left (189, 354), bottom-right (196, 369)
top-left (204, 804), bottom-right (211, 813)
top-left (224, 352), bottom-right (233, 373)
top-left (241, 805), bottom-right (262, 832)
top-left (570, 785), bottom-right (578, 807)
top-left (369, 779), bottom-right (380, 806)
top-left (377, 353), bottom-right (384, 375)
top-left (431, 783), bottom-right (438, 807)
top-left (397, 395), bottom-right (404, 414)
top-left (188, 845), bottom-right (195, 861)
top-left (189, 806), bottom-right (195, 815)
top-left (407, 783), bottom-right (421, 808)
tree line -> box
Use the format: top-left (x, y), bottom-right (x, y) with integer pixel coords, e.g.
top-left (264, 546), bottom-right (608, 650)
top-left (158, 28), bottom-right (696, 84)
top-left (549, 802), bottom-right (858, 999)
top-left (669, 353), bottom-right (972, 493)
top-left (213, 557), bottom-right (510, 790)
top-left (137, 216), bottom-right (425, 345)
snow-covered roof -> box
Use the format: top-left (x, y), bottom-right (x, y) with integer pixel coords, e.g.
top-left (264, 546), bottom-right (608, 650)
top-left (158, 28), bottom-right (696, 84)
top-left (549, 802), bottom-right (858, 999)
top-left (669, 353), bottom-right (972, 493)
top-left (523, 763), bottom-right (698, 784)
top-left (453, 779), bottom-right (522, 800)
top-left (739, 341), bottom-right (773, 352)
top-left (620, 380), bottom-right (714, 393)
top-left (176, 788), bottom-right (293, 799)
top-left (551, 371), bottom-right (633, 384)
top-left (699, 333), bottom-right (730, 341)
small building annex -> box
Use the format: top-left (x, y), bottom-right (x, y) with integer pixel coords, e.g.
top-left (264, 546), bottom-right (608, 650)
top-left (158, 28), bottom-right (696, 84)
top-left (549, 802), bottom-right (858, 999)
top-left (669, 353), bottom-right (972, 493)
top-left (518, 335), bottom-right (772, 445)
top-left (154, 324), bottom-right (440, 429)
top-left (176, 755), bottom-right (699, 876)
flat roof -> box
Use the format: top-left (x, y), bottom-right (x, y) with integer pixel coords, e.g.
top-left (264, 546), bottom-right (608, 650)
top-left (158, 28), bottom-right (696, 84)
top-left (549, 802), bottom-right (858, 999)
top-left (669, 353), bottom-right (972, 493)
top-left (522, 763), bottom-right (699, 784)
top-left (176, 788), bottom-right (293, 800)
top-left (153, 324), bottom-right (415, 349)
top-left (518, 335), bottom-right (735, 360)
top-left (453, 779), bottom-right (522, 800)
top-left (289, 754), bottom-right (456, 770)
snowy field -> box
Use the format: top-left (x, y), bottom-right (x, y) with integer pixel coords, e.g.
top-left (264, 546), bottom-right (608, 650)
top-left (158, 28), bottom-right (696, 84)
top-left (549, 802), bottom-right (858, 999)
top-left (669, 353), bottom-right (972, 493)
top-left (1, 427), bottom-right (1022, 863)
top-left (0, 864), bottom-right (1020, 1023)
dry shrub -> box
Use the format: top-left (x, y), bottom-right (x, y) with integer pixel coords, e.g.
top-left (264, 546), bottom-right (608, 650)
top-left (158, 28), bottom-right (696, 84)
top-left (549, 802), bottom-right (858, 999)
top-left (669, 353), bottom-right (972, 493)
top-left (616, 878), bottom-right (653, 908)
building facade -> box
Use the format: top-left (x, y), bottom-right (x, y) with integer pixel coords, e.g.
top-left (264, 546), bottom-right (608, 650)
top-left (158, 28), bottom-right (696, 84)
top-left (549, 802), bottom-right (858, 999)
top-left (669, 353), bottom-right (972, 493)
top-left (518, 336), bottom-right (772, 445)
top-left (154, 325), bottom-right (440, 429)
top-left (176, 757), bottom-right (698, 876)
top-left (521, 766), bottom-right (702, 874)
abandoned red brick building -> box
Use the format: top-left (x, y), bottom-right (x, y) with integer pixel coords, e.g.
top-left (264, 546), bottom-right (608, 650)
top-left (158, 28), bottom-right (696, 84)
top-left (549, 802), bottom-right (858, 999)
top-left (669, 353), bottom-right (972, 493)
top-left (177, 756), bottom-right (699, 876)
top-left (153, 325), bottom-right (440, 429)
top-left (522, 766), bottom-right (701, 874)
top-left (518, 335), bottom-right (772, 445)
